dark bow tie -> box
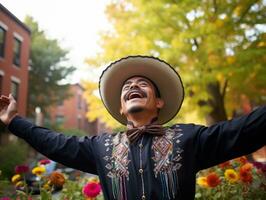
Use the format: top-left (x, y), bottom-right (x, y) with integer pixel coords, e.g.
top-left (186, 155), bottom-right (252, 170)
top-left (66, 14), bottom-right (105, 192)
top-left (126, 120), bottom-right (165, 143)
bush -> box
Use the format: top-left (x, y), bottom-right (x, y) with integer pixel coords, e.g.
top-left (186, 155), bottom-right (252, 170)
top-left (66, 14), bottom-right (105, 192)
top-left (0, 139), bottom-right (28, 180)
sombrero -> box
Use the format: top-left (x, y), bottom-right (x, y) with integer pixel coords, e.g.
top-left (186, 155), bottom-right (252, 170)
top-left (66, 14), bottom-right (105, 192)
top-left (99, 55), bottom-right (184, 125)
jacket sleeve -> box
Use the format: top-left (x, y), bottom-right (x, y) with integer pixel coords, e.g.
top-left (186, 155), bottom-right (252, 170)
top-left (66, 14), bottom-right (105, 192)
top-left (8, 116), bottom-right (98, 174)
top-left (194, 106), bottom-right (266, 171)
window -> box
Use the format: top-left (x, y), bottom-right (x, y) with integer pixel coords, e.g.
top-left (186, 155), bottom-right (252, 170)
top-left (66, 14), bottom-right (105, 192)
top-left (11, 81), bottom-right (19, 101)
top-left (77, 94), bottom-right (82, 109)
top-left (13, 38), bottom-right (22, 66)
top-left (0, 27), bottom-right (6, 58)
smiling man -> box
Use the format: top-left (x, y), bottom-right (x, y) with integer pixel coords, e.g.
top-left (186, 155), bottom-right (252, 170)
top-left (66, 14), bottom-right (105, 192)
top-left (0, 56), bottom-right (265, 200)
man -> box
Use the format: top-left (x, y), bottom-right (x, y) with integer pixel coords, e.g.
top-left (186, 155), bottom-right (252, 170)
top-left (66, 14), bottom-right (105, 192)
top-left (0, 56), bottom-right (265, 200)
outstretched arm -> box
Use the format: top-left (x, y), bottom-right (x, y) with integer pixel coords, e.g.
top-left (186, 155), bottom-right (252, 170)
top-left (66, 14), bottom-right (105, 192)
top-left (194, 106), bottom-right (266, 171)
top-left (0, 95), bottom-right (98, 174)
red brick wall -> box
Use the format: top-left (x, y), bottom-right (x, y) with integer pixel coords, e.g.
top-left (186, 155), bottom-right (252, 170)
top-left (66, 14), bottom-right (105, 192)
top-left (0, 6), bottom-right (30, 117)
top-left (49, 84), bottom-right (90, 132)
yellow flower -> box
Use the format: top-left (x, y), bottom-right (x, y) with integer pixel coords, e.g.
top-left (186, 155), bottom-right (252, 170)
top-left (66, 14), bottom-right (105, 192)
top-left (15, 181), bottom-right (24, 187)
top-left (32, 166), bottom-right (46, 176)
top-left (88, 176), bottom-right (99, 183)
top-left (224, 169), bottom-right (239, 183)
top-left (43, 183), bottom-right (51, 190)
top-left (11, 174), bottom-right (21, 183)
top-left (196, 177), bottom-right (208, 187)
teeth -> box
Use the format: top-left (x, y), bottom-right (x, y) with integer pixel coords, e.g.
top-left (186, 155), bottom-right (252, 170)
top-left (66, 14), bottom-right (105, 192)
top-left (128, 92), bottom-right (142, 100)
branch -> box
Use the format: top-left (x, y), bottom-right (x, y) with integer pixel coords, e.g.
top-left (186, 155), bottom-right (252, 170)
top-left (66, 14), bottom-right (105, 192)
top-left (236, 0), bottom-right (260, 24)
top-left (221, 79), bottom-right (228, 99)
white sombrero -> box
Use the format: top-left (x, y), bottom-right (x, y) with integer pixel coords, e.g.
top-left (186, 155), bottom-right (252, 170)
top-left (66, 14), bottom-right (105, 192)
top-left (99, 55), bottom-right (184, 125)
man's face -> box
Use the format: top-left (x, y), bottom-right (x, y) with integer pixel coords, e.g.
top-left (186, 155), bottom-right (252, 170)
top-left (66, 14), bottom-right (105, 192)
top-left (120, 76), bottom-right (164, 118)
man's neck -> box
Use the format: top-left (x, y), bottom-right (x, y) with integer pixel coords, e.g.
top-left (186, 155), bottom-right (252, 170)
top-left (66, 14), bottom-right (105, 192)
top-left (126, 113), bottom-right (158, 127)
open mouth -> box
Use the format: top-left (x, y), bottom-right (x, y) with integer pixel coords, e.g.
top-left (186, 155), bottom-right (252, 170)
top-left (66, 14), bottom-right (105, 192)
top-left (125, 90), bottom-right (146, 101)
top-left (128, 92), bottom-right (143, 100)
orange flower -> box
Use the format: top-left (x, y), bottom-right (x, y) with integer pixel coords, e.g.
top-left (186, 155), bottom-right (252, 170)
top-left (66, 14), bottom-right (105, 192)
top-left (49, 171), bottom-right (65, 187)
top-left (219, 161), bottom-right (230, 169)
top-left (239, 164), bottom-right (253, 183)
top-left (206, 172), bottom-right (221, 187)
top-left (241, 163), bottom-right (253, 172)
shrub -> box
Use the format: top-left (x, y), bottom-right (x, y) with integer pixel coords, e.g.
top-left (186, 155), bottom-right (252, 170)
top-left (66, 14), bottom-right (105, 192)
top-left (0, 139), bottom-right (28, 180)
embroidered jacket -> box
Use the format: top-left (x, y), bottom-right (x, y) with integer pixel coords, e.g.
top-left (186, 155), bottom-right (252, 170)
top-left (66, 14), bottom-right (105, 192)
top-left (8, 106), bottom-right (266, 200)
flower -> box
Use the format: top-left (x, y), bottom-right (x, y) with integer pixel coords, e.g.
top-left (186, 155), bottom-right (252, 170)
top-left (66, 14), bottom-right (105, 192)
top-left (239, 167), bottom-right (253, 183)
top-left (83, 182), bottom-right (102, 198)
top-left (197, 177), bottom-right (208, 187)
top-left (219, 161), bottom-right (231, 169)
top-left (39, 159), bottom-right (51, 165)
top-left (11, 174), bottom-right (21, 183)
top-left (43, 183), bottom-right (51, 190)
top-left (15, 181), bottom-right (25, 188)
top-left (206, 172), bottom-right (221, 187)
top-left (15, 165), bottom-right (29, 174)
top-left (224, 169), bottom-right (239, 183)
top-left (0, 197), bottom-right (12, 200)
top-left (236, 156), bottom-right (248, 165)
top-left (241, 163), bottom-right (253, 172)
top-left (32, 166), bottom-right (46, 176)
top-left (88, 176), bottom-right (100, 183)
top-left (49, 171), bottom-right (66, 187)
top-left (252, 161), bottom-right (266, 173)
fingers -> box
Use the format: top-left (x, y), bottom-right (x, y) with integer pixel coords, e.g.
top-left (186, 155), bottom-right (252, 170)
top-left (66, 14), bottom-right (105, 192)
top-left (0, 95), bottom-right (10, 105)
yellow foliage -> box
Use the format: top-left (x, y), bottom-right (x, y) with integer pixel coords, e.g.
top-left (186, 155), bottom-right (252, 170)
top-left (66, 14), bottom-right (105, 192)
top-left (226, 56), bottom-right (236, 65)
top-left (233, 5), bottom-right (244, 17)
top-left (82, 81), bottom-right (122, 129)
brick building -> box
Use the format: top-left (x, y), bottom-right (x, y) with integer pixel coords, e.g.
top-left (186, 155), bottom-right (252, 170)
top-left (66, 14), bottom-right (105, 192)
top-left (0, 4), bottom-right (31, 117)
top-left (49, 83), bottom-right (110, 135)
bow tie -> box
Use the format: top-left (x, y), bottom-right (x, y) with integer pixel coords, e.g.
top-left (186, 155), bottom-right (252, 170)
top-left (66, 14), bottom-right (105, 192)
top-left (126, 120), bottom-right (165, 143)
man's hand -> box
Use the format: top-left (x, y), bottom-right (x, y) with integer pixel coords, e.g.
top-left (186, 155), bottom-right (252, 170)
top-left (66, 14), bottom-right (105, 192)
top-left (0, 94), bottom-right (18, 125)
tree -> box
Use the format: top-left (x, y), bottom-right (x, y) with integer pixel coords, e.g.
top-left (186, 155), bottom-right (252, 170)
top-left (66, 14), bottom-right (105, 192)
top-left (85, 0), bottom-right (266, 127)
top-left (24, 16), bottom-right (75, 117)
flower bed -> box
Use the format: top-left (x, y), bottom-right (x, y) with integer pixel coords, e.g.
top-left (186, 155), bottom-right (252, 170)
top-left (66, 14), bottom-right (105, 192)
top-left (196, 156), bottom-right (266, 199)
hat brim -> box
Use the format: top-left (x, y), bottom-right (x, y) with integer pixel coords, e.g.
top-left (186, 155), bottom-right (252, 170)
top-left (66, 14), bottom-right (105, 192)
top-left (99, 55), bottom-right (184, 125)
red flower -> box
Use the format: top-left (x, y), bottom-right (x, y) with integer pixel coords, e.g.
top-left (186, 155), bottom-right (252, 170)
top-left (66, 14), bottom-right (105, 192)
top-left (252, 161), bottom-right (266, 172)
top-left (206, 172), bottom-right (221, 187)
top-left (236, 156), bottom-right (248, 165)
top-left (39, 159), bottom-right (51, 165)
top-left (239, 170), bottom-right (253, 183)
top-left (15, 165), bottom-right (29, 174)
top-left (219, 161), bottom-right (230, 169)
top-left (0, 197), bottom-right (12, 200)
top-left (83, 182), bottom-right (101, 198)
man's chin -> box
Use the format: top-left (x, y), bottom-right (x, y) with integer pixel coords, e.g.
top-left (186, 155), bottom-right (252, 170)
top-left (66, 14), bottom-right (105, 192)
top-left (127, 106), bottom-right (144, 114)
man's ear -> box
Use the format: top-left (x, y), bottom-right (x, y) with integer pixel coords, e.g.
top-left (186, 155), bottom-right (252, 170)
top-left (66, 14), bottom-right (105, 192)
top-left (156, 98), bottom-right (164, 109)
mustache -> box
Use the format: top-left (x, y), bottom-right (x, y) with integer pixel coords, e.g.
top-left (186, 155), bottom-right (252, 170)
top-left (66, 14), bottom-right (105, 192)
top-left (123, 89), bottom-right (147, 102)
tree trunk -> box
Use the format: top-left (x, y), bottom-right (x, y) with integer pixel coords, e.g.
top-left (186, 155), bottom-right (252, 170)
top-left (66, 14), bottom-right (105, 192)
top-left (205, 81), bottom-right (228, 125)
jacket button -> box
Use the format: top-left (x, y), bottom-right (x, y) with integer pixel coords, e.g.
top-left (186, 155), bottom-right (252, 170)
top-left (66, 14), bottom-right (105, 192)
top-left (139, 169), bottom-right (143, 173)
top-left (142, 195), bottom-right (146, 200)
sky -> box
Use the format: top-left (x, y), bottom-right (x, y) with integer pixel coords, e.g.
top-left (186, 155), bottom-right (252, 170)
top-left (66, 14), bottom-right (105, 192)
top-left (0, 0), bottom-right (112, 83)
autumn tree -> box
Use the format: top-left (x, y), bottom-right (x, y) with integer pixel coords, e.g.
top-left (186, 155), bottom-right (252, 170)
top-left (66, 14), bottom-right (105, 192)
top-left (24, 16), bottom-right (75, 117)
top-left (85, 0), bottom-right (266, 127)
